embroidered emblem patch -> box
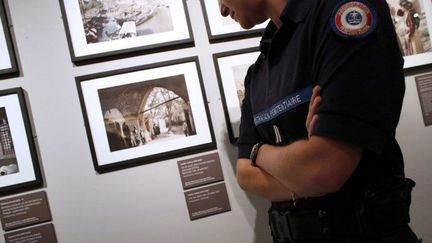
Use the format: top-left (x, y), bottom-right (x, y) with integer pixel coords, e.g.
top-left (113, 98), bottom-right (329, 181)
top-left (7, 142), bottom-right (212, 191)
top-left (331, 0), bottom-right (377, 39)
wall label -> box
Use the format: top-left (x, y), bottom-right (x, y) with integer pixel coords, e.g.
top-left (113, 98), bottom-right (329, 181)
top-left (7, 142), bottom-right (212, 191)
top-left (4, 223), bottom-right (57, 243)
top-left (416, 73), bottom-right (432, 126)
top-left (178, 152), bottom-right (224, 190)
top-left (0, 191), bottom-right (52, 231)
top-left (184, 182), bottom-right (231, 220)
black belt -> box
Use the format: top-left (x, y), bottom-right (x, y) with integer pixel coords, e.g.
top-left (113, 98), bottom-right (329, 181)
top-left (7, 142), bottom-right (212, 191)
top-left (269, 205), bottom-right (409, 242)
top-left (269, 177), bottom-right (415, 242)
top-left (269, 208), bottom-right (330, 242)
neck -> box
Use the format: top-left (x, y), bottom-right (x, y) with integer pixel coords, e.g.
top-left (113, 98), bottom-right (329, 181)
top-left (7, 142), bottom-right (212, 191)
top-left (267, 0), bottom-right (289, 28)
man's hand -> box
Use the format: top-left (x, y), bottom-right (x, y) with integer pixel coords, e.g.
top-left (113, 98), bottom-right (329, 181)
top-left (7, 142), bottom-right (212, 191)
top-left (236, 159), bottom-right (295, 202)
top-left (306, 86), bottom-right (322, 138)
top-left (254, 85), bottom-right (362, 197)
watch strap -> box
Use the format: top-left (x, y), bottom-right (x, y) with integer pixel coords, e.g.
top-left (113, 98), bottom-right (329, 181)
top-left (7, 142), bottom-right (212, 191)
top-left (250, 142), bottom-right (264, 167)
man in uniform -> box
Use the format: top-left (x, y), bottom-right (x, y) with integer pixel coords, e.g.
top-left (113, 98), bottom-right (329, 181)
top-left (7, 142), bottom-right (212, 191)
top-left (220, 0), bottom-right (421, 242)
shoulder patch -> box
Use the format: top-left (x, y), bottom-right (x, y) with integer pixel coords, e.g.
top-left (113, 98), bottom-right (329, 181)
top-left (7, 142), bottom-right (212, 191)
top-left (330, 0), bottom-right (377, 39)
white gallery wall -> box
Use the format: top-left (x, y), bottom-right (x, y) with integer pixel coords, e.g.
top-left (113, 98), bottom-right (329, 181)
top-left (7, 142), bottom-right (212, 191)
top-left (0, 0), bottom-right (431, 243)
top-left (397, 71), bottom-right (432, 242)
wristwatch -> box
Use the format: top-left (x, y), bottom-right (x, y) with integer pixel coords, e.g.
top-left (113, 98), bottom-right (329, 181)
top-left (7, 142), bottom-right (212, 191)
top-left (250, 142), bottom-right (264, 167)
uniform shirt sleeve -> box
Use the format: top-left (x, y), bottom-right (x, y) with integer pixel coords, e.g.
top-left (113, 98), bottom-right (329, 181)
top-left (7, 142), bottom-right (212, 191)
top-left (311, 0), bottom-right (405, 154)
top-left (237, 66), bottom-right (261, 159)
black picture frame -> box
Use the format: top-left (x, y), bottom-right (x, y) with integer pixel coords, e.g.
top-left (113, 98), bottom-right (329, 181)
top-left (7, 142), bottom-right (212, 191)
top-left (0, 0), bottom-right (18, 78)
top-left (0, 88), bottom-right (43, 197)
top-left (200, 0), bottom-right (267, 42)
top-left (59, 0), bottom-right (194, 65)
top-left (213, 47), bottom-right (260, 143)
top-left (76, 57), bottom-right (216, 173)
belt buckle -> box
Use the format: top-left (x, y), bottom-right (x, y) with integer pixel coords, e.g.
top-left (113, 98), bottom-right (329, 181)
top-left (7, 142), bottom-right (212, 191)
top-left (270, 210), bottom-right (295, 242)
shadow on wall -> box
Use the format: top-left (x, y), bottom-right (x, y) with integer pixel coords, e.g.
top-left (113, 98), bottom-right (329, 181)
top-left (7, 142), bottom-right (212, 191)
top-left (223, 120), bottom-right (273, 243)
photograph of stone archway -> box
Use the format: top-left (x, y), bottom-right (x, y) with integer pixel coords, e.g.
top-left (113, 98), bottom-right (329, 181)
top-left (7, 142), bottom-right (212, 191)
top-left (98, 74), bottom-right (195, 152)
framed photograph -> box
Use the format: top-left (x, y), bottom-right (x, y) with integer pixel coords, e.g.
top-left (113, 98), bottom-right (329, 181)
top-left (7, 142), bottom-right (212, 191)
top-left (213, 47), bottom-right (260, 143)
top-left (0, 1), bottom-right (18, 77)
top-left (200, 0), bottom-right (268, 42)
top-left (77, 57), bottom-right (216, 173)
top-left (59, 0), bottom-right (193, 63)
top-left (0, 88), bottom-right (42, 197)
top-left (386, 0), bottom-right (432, 68)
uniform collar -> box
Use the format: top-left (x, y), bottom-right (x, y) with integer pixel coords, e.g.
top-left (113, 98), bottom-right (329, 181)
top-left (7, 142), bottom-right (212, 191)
top-left (259, 22), bottom-right (277, 53)
top-left (280, 0), bottom-right (315, 24)
top-left (259, 0), bottom-right (314, 54)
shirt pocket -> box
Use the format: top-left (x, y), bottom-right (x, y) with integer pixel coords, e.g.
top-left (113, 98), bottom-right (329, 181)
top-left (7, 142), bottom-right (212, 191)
top-left (273, 103), bottom-right (309, 145)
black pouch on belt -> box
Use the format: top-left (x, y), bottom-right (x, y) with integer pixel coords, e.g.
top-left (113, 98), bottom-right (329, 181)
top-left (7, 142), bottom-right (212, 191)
top-left (356, 176), bottom-right (416, 236)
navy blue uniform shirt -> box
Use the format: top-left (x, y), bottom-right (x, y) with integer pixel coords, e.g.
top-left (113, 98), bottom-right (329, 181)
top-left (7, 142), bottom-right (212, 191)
top-left (237, 0), bottom-right (406, 193)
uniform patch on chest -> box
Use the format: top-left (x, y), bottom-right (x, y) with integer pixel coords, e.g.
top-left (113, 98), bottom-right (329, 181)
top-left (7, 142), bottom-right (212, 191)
top-left (331, 0), bottom-right (377, 39)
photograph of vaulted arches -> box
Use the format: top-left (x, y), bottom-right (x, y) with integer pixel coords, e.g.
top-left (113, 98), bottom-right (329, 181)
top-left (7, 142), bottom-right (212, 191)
top-left (0, 107), bottom-right (19, 177)
top-left (98, 74), bottom-right (196, 152)
top-left (77, 59), bottom-right (215, 173)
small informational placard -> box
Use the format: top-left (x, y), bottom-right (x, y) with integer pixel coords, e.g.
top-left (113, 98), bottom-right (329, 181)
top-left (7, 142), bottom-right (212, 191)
top-left (0, 191), bottom-right (52, 231)
top-left (415, 73), bottom-right (432, 126)
top-left (4, 223), bottom-right (57, 243)
top-left (184, 183), bottom-right (231, 220)
top-left (178, 153), bottom-right (224, 190)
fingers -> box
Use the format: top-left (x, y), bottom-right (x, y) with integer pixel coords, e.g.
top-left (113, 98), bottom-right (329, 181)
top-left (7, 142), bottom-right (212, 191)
top-left (306, 85), bottom-right (322, 138)
top-left (309, 86), bottom-right (321, 110)
top-left (306, 85), bottom-right (321, 127)
top-left (308, 114), bottom-right (319, 138)
top-left (307, 95), bottom-right (322, 127)
top-left (310, 95), bottom-right (322, 116)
